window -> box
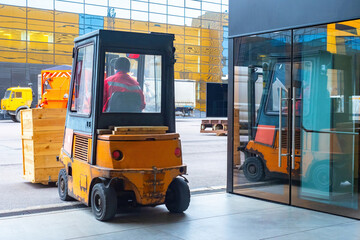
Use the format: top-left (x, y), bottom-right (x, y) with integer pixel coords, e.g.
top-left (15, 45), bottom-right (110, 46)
top-left (15, 92), bottom-right (22, 98)
top-left (266, 63), bottom-right (289, 113)
top-left (103, 52), bottom-right (162, 113)
top-left (4, 91), bottom-right (11, 99)
top-left (70, 44), bottom-right (94, 115)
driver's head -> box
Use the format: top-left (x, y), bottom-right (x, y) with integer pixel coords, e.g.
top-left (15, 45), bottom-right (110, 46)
top-left (115, 57), bottom-right (130, 73)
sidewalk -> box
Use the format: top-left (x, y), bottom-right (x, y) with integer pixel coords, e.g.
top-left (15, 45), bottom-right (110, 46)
top-left (1, 192), bottom-right (359, 240)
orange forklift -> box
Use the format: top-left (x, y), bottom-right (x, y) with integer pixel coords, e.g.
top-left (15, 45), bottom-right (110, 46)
top-left (57, 30), bottom-right (190, 221)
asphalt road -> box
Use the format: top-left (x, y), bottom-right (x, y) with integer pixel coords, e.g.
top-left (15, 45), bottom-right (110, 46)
top-left (0, 118), bottom-right (227, 212)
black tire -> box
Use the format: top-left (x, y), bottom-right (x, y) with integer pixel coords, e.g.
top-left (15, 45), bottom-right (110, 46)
top-left (243, 157), bottom-right (265, 182)
top-left (58, 169), bottom-right (72, 201)
top-left (91, 183), bottom-right (117, 221)
top-left (15, 110), bottom-right (22, 122)
top-left (165, 177), bottom-right (190, 213)
top-left (10, 115), bottom-right (18, 123)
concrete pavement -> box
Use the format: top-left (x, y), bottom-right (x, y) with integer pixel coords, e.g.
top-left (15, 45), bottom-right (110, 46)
top-left (1, 192), bottom-right (359, 240)
top-left (0, 118), bottom-right (227, 212)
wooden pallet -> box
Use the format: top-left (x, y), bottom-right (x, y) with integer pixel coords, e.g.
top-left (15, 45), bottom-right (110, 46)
top-left (21, 108), bottom-right (66, 185)
top-left (200, 119), bottom-right (228, 136)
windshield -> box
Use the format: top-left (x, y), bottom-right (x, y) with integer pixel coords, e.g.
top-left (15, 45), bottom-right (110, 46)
top-left (3, 90), bottom-right (11, 99)
top-left (103, 52), bottom-right (162, 113)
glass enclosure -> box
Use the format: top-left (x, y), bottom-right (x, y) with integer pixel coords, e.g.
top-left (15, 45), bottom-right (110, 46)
top-left (232, 19), bottom-right (360, 218)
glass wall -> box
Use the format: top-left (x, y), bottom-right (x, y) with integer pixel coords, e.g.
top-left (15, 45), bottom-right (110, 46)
top-left (232, 19), bottom-right (360, 219)
top-left (0, 0), bottom-right (229, 117)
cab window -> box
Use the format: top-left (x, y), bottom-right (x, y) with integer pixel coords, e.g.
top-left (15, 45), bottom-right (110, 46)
top-left (70, 44), bottom-right (94, 115)
top-left (266, 63), bottom-right (288, 113)
top-left (3, 90), bottom-right (11, 99)
top-left (15, 92), bottom-right (22, 98)
top-left (102, 52), bottom-right (162, 113)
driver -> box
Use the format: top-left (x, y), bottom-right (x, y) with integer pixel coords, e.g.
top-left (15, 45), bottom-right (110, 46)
top-left (103, 57), bottom-right (145, 112)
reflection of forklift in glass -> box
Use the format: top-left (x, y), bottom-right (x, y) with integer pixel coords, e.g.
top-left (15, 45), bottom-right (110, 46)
top-left (57, 30), bottom-right (190, 221)
top-left (240, 52), bottom-right (353, 191)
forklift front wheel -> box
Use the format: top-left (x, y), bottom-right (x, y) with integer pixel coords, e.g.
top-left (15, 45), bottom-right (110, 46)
top-left (165, 178), bottom-right (190, 213)
top-left (243, 157), bottom-right (265, 182)
top-left (58, 169), bottom-right (72, 201)
top-left (91, 183), bottom-right (117, 221)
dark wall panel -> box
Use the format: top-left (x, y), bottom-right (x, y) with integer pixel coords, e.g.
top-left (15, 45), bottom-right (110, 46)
top-left (229, 0), bottom-right (360, 37)
top-left (206, 83), bottom-right (228, 117)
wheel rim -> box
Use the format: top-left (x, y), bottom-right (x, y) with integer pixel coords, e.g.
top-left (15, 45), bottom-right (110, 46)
top-left (94, 193), bottom-right (102, 212)
top-left (59, 177), bottom-right (65, 195)
top-left (247, 164), bottom-right (257, 175)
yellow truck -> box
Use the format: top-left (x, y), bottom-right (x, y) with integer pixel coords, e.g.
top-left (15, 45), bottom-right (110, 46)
top-left (1, 66), bottom-right (71, 122)
top-left (1, 86), bottom-right (33, 122)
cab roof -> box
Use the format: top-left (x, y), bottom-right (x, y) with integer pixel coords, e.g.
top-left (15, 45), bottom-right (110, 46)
top-left (7, 87), bottom-right (32, 91)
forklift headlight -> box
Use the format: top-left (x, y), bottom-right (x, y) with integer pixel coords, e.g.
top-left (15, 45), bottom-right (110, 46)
top-left (112, 150), bottom-right (123, 161)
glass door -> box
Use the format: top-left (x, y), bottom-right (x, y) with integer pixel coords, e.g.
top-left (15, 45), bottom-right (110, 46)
top-left (233, 30), bottom-right (292, 204)
top-left (291, 20), bottom-right (360, 218)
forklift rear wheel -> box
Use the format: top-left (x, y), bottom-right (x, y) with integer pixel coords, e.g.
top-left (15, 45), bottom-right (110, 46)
top-left (243, 157), bottom-right (265, 182)
top-left (165, 178), bottom-right (190, 213)
top-left (58, 169), bottom-right (72, 201)
top-left (10, 115), bottom-right (18, 123)
top-left (91, 183), bottom-right (117, 221)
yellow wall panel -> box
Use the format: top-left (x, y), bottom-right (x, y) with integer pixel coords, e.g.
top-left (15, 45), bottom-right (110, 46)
top-left (0, 39), bottom-right (26, 51)
top-left (0, 28), bottom-right (25, 41)
top-left (184, 45), bottom-right (201, 55)
top-left (28, 19), bottom-right (54, 32)
top-left (168, 25), bottom-right (184, 35)
top-left (55, 44), bottom-right (73, 55)
top-left (55, 54), bottom-right (72, 65)
top-left (55, 33), bottom-right (78, 44)
top-left (174, 63), bottom-right (184, 72)
top-left (149, 23), bottom-right (167, 33)
top-left (0, 50), bottom-right (26, 63)
top-left (184, 54), bottom-right (199, 64)
top-left (131, 20), bottom-right (148, 31)
top-left (27, 52), bottom-right (54, 64)
top-left (55, 11), bottom-right (79, 24)
top-left (28, 42), bottom-right (53, 54)
top-left (55, 22), bottom-right (79, 34)
top-left (174, 35), bottom-right (184, 44)
top-left (202, 47), bottom-right (220, 56)
top-left (201, 64), bottom-right (221, 75)
top-left (185, 27), bottom-right (200, 37)
top-left (174, 44), bottom-right (184, 54)
top-left (174, 71), bottom-right (181, 80)
top-left (0, 5), bottom-right (26, 18)
top-left (185, 35), bottom-right (200, 45)
top-left (28, 31), bottom-right (53, 43)
top-left (184, 63), bottom-right (199, 73)
top-left (27, 8), bottom-right (53, 21)
top-left (0, 16), bottom-right (26, 29)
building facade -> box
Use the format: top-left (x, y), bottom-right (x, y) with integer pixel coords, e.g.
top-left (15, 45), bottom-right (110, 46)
top-left (0, 0), bottom-right (228, 117)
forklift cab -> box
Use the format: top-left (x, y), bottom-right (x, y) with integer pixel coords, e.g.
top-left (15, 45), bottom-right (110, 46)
top-left (58, 30), bottom-right (190, 221)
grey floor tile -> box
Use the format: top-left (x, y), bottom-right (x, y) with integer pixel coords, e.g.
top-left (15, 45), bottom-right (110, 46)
top-left (0, 193), bottom-right (358, 240)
